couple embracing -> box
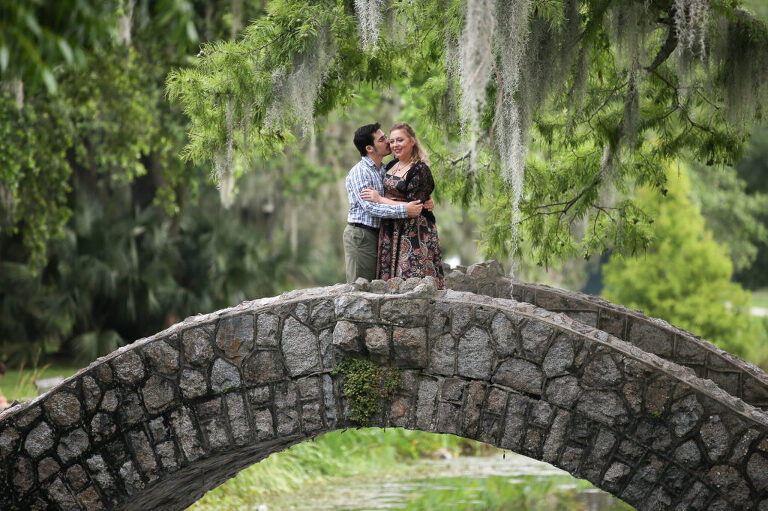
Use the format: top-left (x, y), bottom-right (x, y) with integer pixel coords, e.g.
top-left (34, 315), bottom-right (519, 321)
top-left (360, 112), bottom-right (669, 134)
top-left (343, 122), bottom-right (445, 289)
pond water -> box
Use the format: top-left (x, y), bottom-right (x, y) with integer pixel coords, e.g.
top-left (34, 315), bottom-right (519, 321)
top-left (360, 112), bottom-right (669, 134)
top-left (256, 452), bottom-right (634, 510)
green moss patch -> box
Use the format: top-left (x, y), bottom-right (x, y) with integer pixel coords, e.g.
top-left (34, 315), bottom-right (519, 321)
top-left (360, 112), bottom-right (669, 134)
top-left (332, 357), bottom-right (402, 426)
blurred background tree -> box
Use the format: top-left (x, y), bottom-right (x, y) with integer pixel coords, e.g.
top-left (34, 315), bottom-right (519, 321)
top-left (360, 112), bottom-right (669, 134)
top-left (0, 0), bottom-right (374, 364)
top-left (731, 125), bottom-right (768, 290)
top-left (602, 167), bottom-right (768, 366)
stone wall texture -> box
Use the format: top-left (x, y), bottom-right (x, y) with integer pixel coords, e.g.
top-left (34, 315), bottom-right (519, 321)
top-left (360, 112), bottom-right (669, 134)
top-left (0, 262), bottom-right (766, 510)
top-left (445, 261), bottom-right (768, 411)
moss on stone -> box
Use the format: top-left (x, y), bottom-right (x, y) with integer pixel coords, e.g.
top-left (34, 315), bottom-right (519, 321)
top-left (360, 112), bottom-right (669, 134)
top-left (332, 356), bottom-right (401, 426)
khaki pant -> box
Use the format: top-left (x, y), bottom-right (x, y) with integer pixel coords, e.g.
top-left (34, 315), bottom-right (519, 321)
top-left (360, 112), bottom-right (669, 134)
top-left (343, 224), bottom-right (379, 283)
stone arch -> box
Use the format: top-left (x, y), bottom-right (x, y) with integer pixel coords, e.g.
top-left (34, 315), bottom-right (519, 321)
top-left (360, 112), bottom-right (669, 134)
top-left (445, 261), bottom-right (768, 410)
top-left (1, 276), bottom-right (767, 510)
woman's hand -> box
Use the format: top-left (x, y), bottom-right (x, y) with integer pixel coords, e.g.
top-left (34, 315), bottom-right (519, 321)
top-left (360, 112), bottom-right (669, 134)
top-left (360, 186), bottom-right (381, 203)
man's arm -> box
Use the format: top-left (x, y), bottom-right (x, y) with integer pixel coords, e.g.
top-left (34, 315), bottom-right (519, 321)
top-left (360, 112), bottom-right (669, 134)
top-left (347, 168), bottom-right (409, 219)
top-left (362, 186), bottom-right (433, 211)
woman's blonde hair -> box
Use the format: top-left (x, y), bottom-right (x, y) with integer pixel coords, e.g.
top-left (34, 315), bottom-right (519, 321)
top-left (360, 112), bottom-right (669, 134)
top-left (391, 122), bottom-right (429, 165)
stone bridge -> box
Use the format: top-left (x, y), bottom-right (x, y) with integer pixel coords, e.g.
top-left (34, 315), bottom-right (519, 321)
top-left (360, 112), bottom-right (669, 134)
top-left (1, 261), bottom-right (768, 510)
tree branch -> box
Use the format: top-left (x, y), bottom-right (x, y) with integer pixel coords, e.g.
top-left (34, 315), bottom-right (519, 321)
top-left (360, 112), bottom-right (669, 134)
top-left (512, 174), bottom-right (603, 227)
top-left (646, 23), bottom-right (678, 72)
top-left (644, 68), bottom-right (715, 135)
top-left (450, 151), bottom-right (471, 165)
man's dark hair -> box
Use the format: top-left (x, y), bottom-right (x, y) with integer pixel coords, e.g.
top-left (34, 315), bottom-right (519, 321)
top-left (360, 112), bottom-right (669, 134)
top-left (353, 122), bottom-right (381, 157)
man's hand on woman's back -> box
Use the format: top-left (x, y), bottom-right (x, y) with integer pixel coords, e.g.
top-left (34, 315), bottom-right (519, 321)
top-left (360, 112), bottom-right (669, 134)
top-left (406, 201), bottom-right (423, 217)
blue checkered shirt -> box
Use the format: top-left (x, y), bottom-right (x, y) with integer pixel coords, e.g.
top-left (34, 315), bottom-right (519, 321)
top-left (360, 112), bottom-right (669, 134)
top-left (345, 156), bottom-right (407, 227)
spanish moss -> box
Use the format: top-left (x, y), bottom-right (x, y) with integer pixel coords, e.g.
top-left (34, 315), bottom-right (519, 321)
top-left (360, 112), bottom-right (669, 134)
top-left (265, 26), bottom-right (335, 136)
top-left (622, 69), bottom-right (640, 147)
top-left (355, 0), bottom-right (385, 53)
top-left (556, 0), bottom-right (583, 83)
top-left (600, 144), bottom-right (615, 179)
top-left (523, 16), bottom-right (560, 111)
top-left (493, 0), bottom-right (532, 257)
top-left (459, 0), bottom-right (496, 170)
top-left (674, 0), bottom-right (709, 58)
top-left (117, 0), bottom-right (136, 46)
top-left (716, 13), bottom-right (768, 124)
top-left (215, 100), bottom-right (235, 208)
top-left (606, 2), bottom-right (645, 70)
top-left (495, 0), bottom-right (530, 103)
top-left (494, 0), bottom-right (531, 187)
top-left (443, 33), bottom-right (461, 125)
top-left (566, 48), bottom-right (589, 126)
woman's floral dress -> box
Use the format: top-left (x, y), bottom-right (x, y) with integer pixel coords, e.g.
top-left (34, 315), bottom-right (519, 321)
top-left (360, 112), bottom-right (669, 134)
top-left (376, 160), bottom-right (445, 289)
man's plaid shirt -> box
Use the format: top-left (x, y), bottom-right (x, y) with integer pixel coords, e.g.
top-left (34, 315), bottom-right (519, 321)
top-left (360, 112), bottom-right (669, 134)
top-left (345, 156), bottom-right (407, 227)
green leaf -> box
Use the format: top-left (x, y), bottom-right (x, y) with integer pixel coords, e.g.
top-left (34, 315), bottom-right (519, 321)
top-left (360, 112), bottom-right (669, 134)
top-left (41, 68), bottom-right (56, 93)
top-left (57, 38), bottom-right (73, 64)
top-left (186, 20), bottom-right (198, 42)
top-left (24, 12), bottom-right (42, 37)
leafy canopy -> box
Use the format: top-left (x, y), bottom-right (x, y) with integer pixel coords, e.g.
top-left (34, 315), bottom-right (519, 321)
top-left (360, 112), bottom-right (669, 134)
top-left (167, 0), bottom-right (768, 264)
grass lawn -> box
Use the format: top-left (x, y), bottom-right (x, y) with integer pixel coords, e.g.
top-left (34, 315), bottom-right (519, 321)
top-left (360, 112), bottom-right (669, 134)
top-left (2, 365), bottom-right (81, 402)
top-left (752, 289), bottom-right (768, 310)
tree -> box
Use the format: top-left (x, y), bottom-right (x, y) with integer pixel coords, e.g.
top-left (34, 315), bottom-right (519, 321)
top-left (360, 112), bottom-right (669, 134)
top-left (687, 157), bottom-right (768, 273)
top-left (167, 0), bottom-right (768, 265)
top-left (685, 123), bottom-right (768, 288)
top-left (0, 1), bottom-right (283, 363)
top-left (732, 125), bottom-right (768, 288)
top-left (0, 0), bottom-right (115, 99)
top-left (602, 168), bottom-right (767, 365)
top-left (0, 1), bottom-right (277, 270)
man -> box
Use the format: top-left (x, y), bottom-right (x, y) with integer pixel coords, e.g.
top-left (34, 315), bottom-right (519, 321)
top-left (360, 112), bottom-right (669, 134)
top-left (344, 122), bottom-right (423, 283)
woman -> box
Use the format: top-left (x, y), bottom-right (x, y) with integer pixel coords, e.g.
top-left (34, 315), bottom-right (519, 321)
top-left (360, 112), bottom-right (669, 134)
top-left (360, 122), bottom-right (445, 289)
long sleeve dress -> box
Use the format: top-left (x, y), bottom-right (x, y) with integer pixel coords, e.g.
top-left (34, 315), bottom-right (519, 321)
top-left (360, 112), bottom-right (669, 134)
top-left (376, 159), bottom-right (445, 289)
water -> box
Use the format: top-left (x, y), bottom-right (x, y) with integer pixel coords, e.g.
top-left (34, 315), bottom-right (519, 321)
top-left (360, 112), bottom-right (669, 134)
top-left (256, 453), bottom-right (634, 510)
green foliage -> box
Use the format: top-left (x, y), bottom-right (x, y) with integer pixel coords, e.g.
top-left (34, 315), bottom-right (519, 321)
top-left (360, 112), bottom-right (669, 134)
top-left (0, 179), bottom-right (310, 364)
top-left (602, 167), bottom-right (768, 365)
top-left (0, 92), bottom-right (74, 269)
top-left (1, 0), bottom-right (316, 364)
top-left (733, 125), bottom-right (768, 289)
top-left (0, 0), bottom-right (271, 269)
top-left (3, 0), bottom-right (766, 370)
top-left (688, 159), bottom-right (768, 272)
top-left (332, 356), bottom-right (402, 426)
top-left (167, 0), bottom-right (768, 264)
top-left (0, 0), bottom-right (115, 94)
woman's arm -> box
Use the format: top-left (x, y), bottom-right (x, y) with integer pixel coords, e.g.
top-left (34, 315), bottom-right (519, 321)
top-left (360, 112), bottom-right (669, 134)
top-left (405, 162), bottom-right (435, 203)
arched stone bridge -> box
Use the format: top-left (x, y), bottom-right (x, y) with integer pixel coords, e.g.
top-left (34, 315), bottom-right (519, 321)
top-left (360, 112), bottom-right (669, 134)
top-left (1, 261), bottom-right (768, 510)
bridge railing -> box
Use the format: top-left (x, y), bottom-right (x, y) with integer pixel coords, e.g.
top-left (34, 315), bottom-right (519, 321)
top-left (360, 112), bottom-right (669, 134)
top-left (444, 261), bottom-right (768, 411)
